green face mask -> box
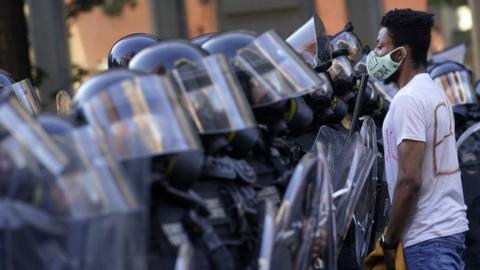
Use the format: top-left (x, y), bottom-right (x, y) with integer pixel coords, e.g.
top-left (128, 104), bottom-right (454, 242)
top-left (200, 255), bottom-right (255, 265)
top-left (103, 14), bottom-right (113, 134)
top-left (366, 47), bottom-right (406, 81)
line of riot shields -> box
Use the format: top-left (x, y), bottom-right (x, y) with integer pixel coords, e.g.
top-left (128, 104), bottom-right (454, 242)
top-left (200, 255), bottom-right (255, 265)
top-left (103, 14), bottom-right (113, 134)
top-left (1, 14), bottom-right (478, 270)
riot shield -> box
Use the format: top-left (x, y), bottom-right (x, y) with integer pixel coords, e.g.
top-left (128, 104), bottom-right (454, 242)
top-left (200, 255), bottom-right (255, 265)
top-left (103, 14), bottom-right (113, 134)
top-left (273, 142), bottom-right (336, 270)
top-left (352, 116), bottom-right (378, 266)
top-left (2, 79), bottom-right (42, 115)
top-left (0, 95), bottom-right (147, 270)
top-left (316, 125), bottom-right (375, 245)
top-left (286, 15), bottom-right (332, 69)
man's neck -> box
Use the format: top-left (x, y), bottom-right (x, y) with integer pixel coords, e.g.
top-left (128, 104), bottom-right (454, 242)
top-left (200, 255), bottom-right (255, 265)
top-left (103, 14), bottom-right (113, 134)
top-left (397, 65), bottom-right (426, 89)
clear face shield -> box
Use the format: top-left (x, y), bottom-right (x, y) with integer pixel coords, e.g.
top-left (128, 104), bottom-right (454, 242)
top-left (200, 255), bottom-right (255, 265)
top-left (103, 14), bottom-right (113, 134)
top-left (2, 79), bottom-right (42, 115)
top-left (234, 30), bottom-right (332, 108)
top-left (286, 15), bottom-right (332, 69)
top-left (172, 54), bottom-right (257, 135)
top-left (330, 31), bottom-right (363, 63)
top-left (328, 55), bottom-right (355, 85)
top-left (0, 98), bottom-right (146, 270)
top-left (353, 53), bottom-right (367, 75)
top-left (0, 92), bottom-right (67, 175)
top-left (80, 75), bottom-right (203, 161)
top-left (433, 70), bottom-right (478, 105)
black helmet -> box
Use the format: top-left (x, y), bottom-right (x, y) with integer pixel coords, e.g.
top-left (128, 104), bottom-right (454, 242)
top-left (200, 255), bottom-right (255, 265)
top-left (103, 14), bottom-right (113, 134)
top-left (72, 68), bottom-right (143, 108)
top-left (0, 69), bottom-right (15, 89)
top-left (201, 31), bottom-right (256, 59)
top-left (108, 33), bottom-right (160, 69)
top-left (129, 40), bottom-right (207, 74)
top-left (191, 32), bottom-right (217, 46)
top-left (429, 61), bottom-right (478, 105)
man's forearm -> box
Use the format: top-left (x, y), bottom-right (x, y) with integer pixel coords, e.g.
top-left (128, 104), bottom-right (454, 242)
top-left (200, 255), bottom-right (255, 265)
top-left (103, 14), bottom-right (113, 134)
top-left (385, 176), bottom-right (421, 245)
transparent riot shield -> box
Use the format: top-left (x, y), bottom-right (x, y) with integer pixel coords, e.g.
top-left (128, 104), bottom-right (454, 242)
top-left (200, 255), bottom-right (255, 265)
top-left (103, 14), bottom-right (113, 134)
top-left (2, 79), bottom-right (42, 115)
top-left (352, 116), bottom-right (378, 266)
top-left (273, 142), bottom-right (336, 270)
top-left (234, 30), bottom-right (332, 108)
top-left (286, 14), bottom-right (332, 69)
top-left (316, 125), bottom-right (375, 246)
top-left (0, 95), bottom-right (147, 270)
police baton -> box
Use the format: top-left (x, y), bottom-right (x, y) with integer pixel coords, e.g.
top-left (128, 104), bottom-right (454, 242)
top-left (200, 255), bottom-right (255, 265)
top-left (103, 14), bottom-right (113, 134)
top-left (349, 74), bottom-right (369, 137)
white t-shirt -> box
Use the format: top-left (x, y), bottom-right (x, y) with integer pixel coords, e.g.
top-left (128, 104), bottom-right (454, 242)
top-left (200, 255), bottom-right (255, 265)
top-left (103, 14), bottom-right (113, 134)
top-left (382, 73), bottom-right (468, 247)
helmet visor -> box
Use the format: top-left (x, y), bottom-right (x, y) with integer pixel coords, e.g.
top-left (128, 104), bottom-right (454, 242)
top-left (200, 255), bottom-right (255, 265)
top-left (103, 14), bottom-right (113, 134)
top-left (433, 70), bottom-right (478, 105)
top-left (0, 94), bottom-right (68, 175)
top-left (81, 75), bottom-right (202, 160)
top-left (62, 125), bottom-right (140, 216)
top-left (235, 30), bottom-right (330, 107)
top-left (330, 31), bottom-right (362, 63)
top-left (3, 79), bottom-right (42, 115)
top-left (286, 15), bottom-right (331, 68)
top-left (172, 54), bottom-right (257, 134)
top-left (328, 56), bottom-right (355, 82)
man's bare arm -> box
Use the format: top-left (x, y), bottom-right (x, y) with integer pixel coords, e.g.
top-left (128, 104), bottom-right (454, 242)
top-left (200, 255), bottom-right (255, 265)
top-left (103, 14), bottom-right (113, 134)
top-left (384, 139), bottom-right (426, 246)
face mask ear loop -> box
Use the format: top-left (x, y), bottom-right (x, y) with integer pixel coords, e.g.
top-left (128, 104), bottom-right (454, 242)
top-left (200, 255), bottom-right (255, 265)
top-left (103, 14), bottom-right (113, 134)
top-left (390, 46), bottom-right (407, 66)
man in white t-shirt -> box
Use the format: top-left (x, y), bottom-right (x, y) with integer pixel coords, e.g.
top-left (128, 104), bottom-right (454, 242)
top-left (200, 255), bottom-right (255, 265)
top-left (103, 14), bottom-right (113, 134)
top-left (366, 9), bottom-right (468, 269)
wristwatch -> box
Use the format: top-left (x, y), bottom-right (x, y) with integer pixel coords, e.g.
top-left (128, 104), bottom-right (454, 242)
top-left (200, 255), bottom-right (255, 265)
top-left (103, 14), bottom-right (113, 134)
top-left (380, 234), bottom-right (397, 250)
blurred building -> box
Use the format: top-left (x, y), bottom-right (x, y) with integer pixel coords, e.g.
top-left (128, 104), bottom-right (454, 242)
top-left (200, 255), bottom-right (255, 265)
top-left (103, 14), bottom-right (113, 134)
top-left (66, 0), bottom-right (478, 86)
top-left (68, 0), bottom-right (426, 74)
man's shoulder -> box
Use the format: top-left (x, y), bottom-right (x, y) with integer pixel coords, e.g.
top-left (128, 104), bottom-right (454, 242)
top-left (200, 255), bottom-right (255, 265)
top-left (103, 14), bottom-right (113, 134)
top-left (395, 76), bottom-right (442, 107)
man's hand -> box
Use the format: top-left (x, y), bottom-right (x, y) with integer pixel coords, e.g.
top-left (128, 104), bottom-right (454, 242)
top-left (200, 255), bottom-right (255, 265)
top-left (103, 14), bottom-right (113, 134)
top-left (383, 247), bottom-right (396, 270)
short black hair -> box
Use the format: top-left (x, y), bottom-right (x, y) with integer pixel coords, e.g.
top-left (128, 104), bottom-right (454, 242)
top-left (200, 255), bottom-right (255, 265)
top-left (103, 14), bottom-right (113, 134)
top-left (380, 8), bottom-right (435, 67)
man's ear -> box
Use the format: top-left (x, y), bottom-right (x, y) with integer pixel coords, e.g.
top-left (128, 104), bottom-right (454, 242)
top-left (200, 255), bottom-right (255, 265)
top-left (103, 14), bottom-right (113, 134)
top-left (391, 46), bottom-right (408, 63)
